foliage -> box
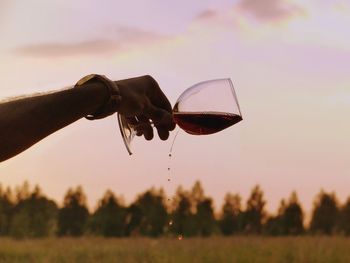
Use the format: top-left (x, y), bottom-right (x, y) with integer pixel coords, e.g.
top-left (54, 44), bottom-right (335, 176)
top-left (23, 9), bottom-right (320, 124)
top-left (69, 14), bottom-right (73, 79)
top-left (1, 183), bottom-right (58, 238)
top-left (219, 193), bottom-right (241, 235)
top-left (337, 197), bottom-right (350, 235)
top-left (0, 185), bottom-right (14, 236)
top-left (195, 197), bottom-right (216, 236)
top-left (171, 187), bottom-right (197, 237)
top-left (171, 182), bottom-right (217, 237)
top-left (10, 188), bottom-right (57, 238)
top-left (57, 186), bottom-right (89, 236)
top-left (241, 185), bottom-right (266, 234)
top-left (89, 190), bottom-right (126, 237)
top-left (310, 190), bottom-right (339, 235)
top-left (0, 182), bottom-right (349, 238)
top-left (126, 188), bottom-right (167, 237)
top-left (264, 192), bottom-right (304, 236)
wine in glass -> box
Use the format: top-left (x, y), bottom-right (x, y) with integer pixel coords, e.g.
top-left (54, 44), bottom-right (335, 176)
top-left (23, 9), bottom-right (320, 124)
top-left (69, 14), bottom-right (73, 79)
top-left (118, 78), bottom-right (242, 155)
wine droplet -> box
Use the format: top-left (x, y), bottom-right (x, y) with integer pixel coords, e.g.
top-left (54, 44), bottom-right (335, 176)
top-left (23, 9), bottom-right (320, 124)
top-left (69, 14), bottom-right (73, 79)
top-left (167, 132), bottom-right (180, 237)
top-left (178, 235), bottom-right (183, 241)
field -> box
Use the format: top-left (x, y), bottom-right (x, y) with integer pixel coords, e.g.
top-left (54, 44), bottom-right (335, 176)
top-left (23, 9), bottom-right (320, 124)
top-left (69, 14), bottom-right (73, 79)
top-left (0, 237), bottom-right (349, 263)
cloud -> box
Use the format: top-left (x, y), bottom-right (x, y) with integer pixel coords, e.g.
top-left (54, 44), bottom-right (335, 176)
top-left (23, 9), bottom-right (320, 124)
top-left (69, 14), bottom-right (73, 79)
top-left (16, 39), bottom-right (120, 57)
top-left (14, 26), bottom-right (167, 57)
top-left (190, 8), bottom-right (241, 31)
top-left (237, 0), bottom-right (304, 22)
top-left (190, 1), bottom-right (304, 32)
top-left (195, 9), bottom-right (218, 21)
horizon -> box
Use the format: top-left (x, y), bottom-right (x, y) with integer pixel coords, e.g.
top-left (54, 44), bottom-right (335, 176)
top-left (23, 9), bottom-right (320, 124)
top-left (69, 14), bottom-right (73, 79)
top-left (0, 179), bottom-right (346, 222)
top-left (1, 0), bottom-right (349, 215)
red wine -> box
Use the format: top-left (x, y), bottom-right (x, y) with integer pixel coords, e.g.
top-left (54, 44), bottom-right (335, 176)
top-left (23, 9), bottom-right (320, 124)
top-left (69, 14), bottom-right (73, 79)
top-left (173, 111), bottom-right (242, 135)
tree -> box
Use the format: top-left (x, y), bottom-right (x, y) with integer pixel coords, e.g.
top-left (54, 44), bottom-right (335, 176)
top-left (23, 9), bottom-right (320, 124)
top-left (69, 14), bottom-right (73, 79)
top-left (89, 190), bottom-right (126, 237)
top-left (125, 203), bottom-right (142, 236)
top-left (191, 181), bottom-right (205, 210)
top-left (281, 192), bottom-right (304, 235)
top-left (171, 186), bottom-right (197, 237)
top-left (310, 190), bottom-right (339, 235)
top-left (57, 186), bottom-right (89, 236)
top-left (189, 181), bottom-right (217, 236)
top-left (9, 185), bottom-right (58, 238)
top-left (196, 197), bottom-right (216, 236)
top-left (263, 199), bottom-right (286, 236)
top-left (126, 188), bottom-right (167, 237)
top-left (0, 186), bottom-right (14, 236)
top-left (264, 193), bottom-right (304, 236)
top-left (14, 181), bottom-right (31, 202)
top-left (337, 197), bottom-right (350, 235)
top-left (219, 193), bottom-right (242, 236)
top-left (242, 185), bottom-right (266, 234)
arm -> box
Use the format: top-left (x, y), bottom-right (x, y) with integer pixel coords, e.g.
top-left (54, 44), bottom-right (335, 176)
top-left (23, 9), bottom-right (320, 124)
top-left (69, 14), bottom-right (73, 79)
top-left (0, 75), bottom-right (175, 162)
top-left (0, 82), bottom-right (109, 162)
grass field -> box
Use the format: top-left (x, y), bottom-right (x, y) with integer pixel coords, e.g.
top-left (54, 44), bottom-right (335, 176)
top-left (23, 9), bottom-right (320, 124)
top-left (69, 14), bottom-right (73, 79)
top-left (0, 237), bottom-right (349, 263)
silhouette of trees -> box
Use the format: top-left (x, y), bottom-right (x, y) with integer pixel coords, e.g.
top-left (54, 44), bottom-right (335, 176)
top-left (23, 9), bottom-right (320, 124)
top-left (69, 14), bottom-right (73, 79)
top-left (0, 181), bottom-right (350, 238)
top-left (171, 181), bottom-right (216, 237)
top-left (171, 186), bottom-right (197, 237)
top-left (219, 193), bottom-right (242, 235)
top-left (337, 197), bottom-right (350, 236)
top-left (125, 188), bottom-right (167, 237)
top-left (264, 192), bottom-right (304, 236)
top-left (1, 183), bottom-right (58, 238)
top-left (10, 185), bottom-right (58, 238)
top-left (282, 192), bottom-right (304, 235)
top-left (196, 197), bottom-right (216, 236)
top-left (0, 185), bottom-right (14, 236)
top-left (310, 191), bottom-right (339, 235)
top-left (57, 186), bottom-right (89, 236)
top-left (191, 182), bottom-right (216, 236)
top-left (89, 190), bottom-right (127, 237)
top-left (241, 185), bottom-right (266, 234)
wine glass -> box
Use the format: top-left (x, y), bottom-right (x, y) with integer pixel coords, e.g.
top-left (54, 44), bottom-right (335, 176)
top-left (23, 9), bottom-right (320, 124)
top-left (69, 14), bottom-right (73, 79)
top-left (118, 78), bottom-right (242, 155)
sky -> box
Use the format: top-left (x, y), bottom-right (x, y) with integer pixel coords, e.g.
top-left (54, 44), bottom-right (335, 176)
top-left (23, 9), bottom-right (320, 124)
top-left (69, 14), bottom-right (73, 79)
top-left (0, 0), bottom-right (349, 215)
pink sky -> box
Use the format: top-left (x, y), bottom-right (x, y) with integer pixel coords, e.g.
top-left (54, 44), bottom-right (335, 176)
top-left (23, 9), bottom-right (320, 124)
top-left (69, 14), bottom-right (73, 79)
top-left (1, 0), bottom-right (349, 215)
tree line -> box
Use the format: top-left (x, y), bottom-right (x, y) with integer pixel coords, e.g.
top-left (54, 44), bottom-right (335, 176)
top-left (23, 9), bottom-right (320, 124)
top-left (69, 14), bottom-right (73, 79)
top-left (0, 181), bottom-right (349, 238)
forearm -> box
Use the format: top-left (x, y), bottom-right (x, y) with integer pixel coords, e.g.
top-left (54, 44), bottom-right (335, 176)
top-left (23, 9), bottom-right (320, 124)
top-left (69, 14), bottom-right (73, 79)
top-left (0, 83), bottom-right (108, 162)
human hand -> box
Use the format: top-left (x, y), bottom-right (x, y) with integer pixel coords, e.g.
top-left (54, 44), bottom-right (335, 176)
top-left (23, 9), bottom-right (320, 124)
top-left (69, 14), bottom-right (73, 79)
top-left (115, 75), bottom-right (176, 140)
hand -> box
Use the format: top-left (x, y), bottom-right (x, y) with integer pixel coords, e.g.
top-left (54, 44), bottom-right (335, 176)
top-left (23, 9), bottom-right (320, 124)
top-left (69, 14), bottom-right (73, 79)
top-left (115, 75), bottom-right (176, 140)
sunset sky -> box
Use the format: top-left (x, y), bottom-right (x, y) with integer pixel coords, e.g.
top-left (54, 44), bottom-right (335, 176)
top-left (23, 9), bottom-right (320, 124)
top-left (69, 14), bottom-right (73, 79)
top-left (0, 0), bottom-right (349, 214)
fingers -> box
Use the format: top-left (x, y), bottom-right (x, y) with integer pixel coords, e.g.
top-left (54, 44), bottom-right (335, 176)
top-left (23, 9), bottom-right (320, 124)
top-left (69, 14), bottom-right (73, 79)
top-left (125, 106), bottom-right (174, 141)
top-left (126, 116), bottom-right (153, 141)
top-left (116, 75), bottom-right (176, 141)
top-left (142, 77), bottom-right (176, 138)
top-left (136, 115), bottom-right (153, 141)
top-left (143, 103), bottom-right (176, 141)
top-left (157, 126), bottom-right (170, 140)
